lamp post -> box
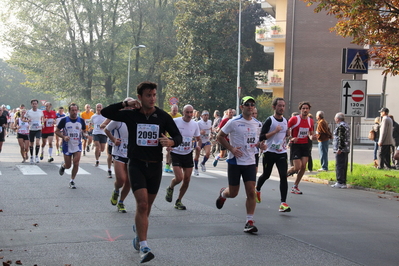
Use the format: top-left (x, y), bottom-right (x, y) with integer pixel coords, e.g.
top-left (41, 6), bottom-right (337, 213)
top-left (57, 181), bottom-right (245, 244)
top-left (236, 0), bottom-right (242, 114)
top-left (127, 45), bottom-right (146, 97)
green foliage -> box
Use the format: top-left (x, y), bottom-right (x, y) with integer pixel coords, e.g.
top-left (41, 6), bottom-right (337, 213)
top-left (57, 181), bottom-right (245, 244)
top-left (253, 94), bottom-right (274, 122)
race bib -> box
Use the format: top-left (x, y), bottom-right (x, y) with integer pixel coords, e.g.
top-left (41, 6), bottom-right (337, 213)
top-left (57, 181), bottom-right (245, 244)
top-left (177, 136), bottom-right (193, 152)
top-left (68, 132), bottom-right (80, 146)
top-left (119, 138), bottom-right (128, 157)
top-left (298, 127), bottom-right (309, 139)
top-left (31, 120), bottom-right (41, 130)
top-left (136, 124), bottom-right (159, 146)
top-left (244, 129), bottom-right (258, 150)
top-left (46, 119), bottom-right (54, 127)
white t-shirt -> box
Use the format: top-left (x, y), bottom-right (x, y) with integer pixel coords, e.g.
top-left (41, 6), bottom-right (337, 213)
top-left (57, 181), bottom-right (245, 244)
top-left (171, 117), bottom-right (200, 155)
top-left (221, 115), bottom-right (262, 165)
top-left (25, 109), bottom-right (44, 131)
top-left (197, 119), bottom-right (212, 143)
top-left (106, 121), bottom-right (129, 158)
top-left (91, 113), bottom-right (106, 135)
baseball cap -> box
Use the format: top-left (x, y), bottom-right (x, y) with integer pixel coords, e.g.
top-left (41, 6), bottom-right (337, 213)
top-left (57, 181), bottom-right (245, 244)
top-left (241, 96), bottom-right (255, 105)
top-left (379, 107), bottom-right (389, 113)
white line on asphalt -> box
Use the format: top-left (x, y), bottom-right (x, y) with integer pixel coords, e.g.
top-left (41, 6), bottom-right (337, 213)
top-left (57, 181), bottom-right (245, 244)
top-left (98, 165), bottom-right (115, 174)
top-left (60, 165), bottom-right (91, 175)
top-left (16, 165), bottom-right (47, 175)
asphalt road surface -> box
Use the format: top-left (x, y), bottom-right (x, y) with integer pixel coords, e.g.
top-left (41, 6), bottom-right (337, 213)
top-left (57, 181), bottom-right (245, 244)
top-left (0, 135), bottom-right (398, 265)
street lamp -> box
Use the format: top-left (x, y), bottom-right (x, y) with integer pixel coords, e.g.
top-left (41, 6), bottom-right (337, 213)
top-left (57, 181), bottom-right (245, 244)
top-left (127, 45), bottom-right (146, 97)
top-left (236, 0), bottom-right (242, 114)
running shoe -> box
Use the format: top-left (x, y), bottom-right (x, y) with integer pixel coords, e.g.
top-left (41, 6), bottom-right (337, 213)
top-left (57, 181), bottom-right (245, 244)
top-left (132, 225), bottom-right (140, 251)
top-left (95, 161), bottom-right (99, 167)
top-left (291, 186), bottom-right (303, 194)
top-left (331, 182), bottom-right (347, 189)
top-left (117, 202), bottom-right (127, 213)
top-left (22, 159), bottom-right (26, 163)
top-left (59, 163), bottom-right (65, 176)
top-left (35, 156), bottom-right (40, 163)
top-left (108, 170), bottom-right (112, 178)
top-left (86, 146), bottom-right (90, 152)
top-left (216, 187), bottom-right (226, 209)
top-left (56, 150), bottom-right (59, 156)
top-left (83, 150), bottom-right (86, 156)
top-left (69, 181), bottom-right (76, 189)
top-left (164, 164), bottom-right (173, 173)
top-left (139, 246), bottom-right (154, 263)
top-left (40, 152), bottom-right (44, 160)
top-left (213, 159), bottom-right (218, 167)
top-left (48, 157), bottom-right (54, 163)
top-left (110, 191), bottom-right (119, 205)
top-left (174, 200), bottom-right (186, 210)
top-left (244, 220), bottom-right (258, 233)
top-left (165, 186), bottom-right (173, 202)
top-left (30, 157), bottom-right (34, 165)
top-left (279, 202), bottom-right (291, 212)
top-left (194, 168), bottom-right (199, 176)
top-left (255, 188), bottom-right (261, 203)
top-left (200, 163), bottom-right (206, 172)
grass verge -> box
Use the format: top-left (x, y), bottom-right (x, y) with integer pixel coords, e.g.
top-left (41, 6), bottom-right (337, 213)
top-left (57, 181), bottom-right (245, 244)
top-left (309, 160), bottom-right (399, 193)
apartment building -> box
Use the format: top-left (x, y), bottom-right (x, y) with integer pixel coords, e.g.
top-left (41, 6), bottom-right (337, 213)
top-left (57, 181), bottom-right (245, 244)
top-left (255, 0), bottom-right (398, 129)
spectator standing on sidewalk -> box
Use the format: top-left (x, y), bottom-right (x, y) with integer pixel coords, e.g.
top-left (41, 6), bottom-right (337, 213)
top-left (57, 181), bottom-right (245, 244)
top-left (315, 111), bottom-right (332, 171)
top-left (388, 115), bottom-right (399, 169)
top-left (331, 112), bottom-right (350, 188)
top-left (371, 117), bottom-right (380, 167)
top-left (378, 108), bottom-right (395, 169)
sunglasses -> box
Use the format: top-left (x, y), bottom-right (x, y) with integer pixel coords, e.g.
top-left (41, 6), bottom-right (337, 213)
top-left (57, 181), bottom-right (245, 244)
top-left (243, 102), bottom-right (255, 107)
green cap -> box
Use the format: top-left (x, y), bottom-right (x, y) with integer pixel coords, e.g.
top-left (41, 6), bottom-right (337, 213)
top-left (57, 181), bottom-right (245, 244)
top-left (241, 96), bottom-right (255, 105)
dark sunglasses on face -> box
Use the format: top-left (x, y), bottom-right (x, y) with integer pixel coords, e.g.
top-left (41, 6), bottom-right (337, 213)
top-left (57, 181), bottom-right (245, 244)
top-left (243, 102), bottom-right (255, 107)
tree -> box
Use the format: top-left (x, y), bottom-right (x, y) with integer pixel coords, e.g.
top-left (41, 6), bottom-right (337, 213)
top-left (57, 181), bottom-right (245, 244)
top-left (163, 0), bottom-right (268, 112)
top-left (0, 59), bottom-right (55, 108)
top-left (302, 0), bottom-right (399, 75)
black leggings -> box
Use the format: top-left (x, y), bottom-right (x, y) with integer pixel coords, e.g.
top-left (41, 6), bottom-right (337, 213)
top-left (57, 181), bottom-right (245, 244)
top-left (256, 152), bottom-right (288, 203)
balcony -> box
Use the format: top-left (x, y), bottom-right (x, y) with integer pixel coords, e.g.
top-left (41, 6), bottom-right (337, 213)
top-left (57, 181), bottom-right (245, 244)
top-left (255, 21), bottom-right (286, 46)
top-left (255, 69), bottom-right (284, 89)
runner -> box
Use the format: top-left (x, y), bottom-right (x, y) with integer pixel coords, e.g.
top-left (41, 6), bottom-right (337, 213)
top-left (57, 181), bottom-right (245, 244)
top-left (91, 103), bottom-right (107, 166)
top-left (55, 107), bottom-right (66, 156)
top-left (104, 97), bottom-right (134, 213)
top-left (287, 101), bottom-right (315, 194)
top-left (25, 99), bottom-right (44, 164)
top-left (80, 104), bottom-right (94, 156)
top-left (165, 104), bottom-right (182, 173)
top-left (13, 109), bottom-right (30, 162)
top-left (101, 81), bottom-right (182, 263)
top-left (0, 108), bottom-right (7, 156)
top-left (40, 102), bottom-right (57, 162)
top-left (255, 98), bottom-right (291, 212)
top-left (215, 96), bottom-right (265, 233)
top-left (193, 110), bottom-right (212, 175)
top-left (213, 108), bottom-right (234, 167)
top-left (165, 104), bottom-right (201, 210)
top-left (55, 103), bottom-right (86, 189)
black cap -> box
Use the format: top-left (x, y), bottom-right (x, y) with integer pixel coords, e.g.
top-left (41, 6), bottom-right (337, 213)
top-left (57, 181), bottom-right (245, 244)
top-left (379, 107), bottom-right (389, 113)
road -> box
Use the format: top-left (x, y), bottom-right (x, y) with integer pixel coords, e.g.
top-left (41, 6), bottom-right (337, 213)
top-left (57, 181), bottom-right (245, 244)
top-left (0, 135), bottom-right (398, 265)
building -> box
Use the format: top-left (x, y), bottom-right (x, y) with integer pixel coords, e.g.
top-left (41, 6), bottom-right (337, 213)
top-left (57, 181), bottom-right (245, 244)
top-left (255, 0), bottom-right (399, 144)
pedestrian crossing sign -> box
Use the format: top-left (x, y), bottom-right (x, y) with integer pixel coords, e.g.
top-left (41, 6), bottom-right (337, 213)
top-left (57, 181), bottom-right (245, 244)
top-left (342, 48), bottom-right (368, 74)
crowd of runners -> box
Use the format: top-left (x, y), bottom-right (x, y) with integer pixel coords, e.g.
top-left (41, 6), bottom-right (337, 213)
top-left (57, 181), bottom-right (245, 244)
top-left (0, 81), bottom-right (345, 264)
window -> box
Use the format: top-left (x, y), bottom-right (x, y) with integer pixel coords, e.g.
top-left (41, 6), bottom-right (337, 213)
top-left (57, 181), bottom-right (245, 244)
top-left (367, 95), bottom-right (380, 118)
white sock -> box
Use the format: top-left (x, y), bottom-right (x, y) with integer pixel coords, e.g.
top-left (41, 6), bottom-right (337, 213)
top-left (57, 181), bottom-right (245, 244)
top-left (246, 215), bottom-right (254, 223)
top-left (48, 147), bottom-right (53, 157)
top-left (139, 240), bottom-right (148, 248)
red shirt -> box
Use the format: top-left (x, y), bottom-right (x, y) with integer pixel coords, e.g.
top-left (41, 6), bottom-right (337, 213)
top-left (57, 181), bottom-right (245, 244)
top-left (287, 115), bottom-right (314, 144)
top-left (218, 117), bottom-right (231, 141)
top-left (42, 110), bottom-right (57, 134)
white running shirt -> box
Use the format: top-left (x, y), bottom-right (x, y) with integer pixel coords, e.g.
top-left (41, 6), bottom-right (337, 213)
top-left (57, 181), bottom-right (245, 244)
top-left (91, 113), bottom-right (107, 135)
top-left (25, 109), bottom-right (44, 131)
top-left (221, 115), bottom-right (262, 165)
top-left (106, 121), bottom-right (129, 158)
top-left (197, 119), bottom-right (212, 143)
top-left (171, 117), bottom-right (200, 155)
